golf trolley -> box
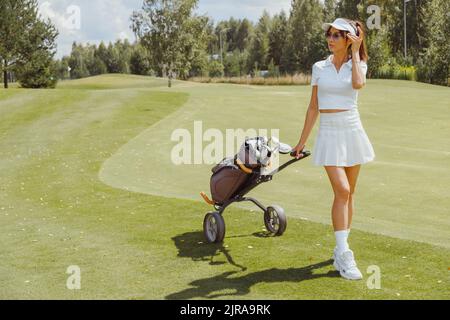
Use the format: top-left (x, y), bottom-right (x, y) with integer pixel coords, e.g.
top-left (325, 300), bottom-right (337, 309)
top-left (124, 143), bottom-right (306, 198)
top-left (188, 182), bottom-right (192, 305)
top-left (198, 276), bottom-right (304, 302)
top-left (200, 138), bottom-right (311, 243)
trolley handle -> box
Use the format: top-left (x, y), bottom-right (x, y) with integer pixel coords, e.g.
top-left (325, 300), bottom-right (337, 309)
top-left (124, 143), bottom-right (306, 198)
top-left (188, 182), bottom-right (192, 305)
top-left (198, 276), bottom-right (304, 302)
top-left (267, 150), bottom-right (311, 175)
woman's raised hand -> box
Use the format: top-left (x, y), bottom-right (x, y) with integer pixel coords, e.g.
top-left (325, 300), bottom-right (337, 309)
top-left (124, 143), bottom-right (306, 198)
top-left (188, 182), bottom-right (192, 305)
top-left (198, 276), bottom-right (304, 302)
top-left (347, 26), bottom-right (364, 53)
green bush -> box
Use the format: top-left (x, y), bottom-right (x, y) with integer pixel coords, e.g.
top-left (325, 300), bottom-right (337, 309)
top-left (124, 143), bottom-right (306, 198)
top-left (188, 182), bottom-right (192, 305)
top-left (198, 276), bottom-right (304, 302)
top-left (373, 63), bottom-right (416, 81)
top-left (208, 60), bottom-right (225, 78)
top-left (16, 52), bottom-right (58, 88)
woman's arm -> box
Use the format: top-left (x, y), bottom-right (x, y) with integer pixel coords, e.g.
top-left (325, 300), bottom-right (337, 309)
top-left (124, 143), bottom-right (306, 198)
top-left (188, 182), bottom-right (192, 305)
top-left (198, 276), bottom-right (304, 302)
top-left (351, 51), bottom-right (366, 90)
top-left (347, 26), bottom-right (367, 90)
top-left (293, 86), bottom-right (319, 158)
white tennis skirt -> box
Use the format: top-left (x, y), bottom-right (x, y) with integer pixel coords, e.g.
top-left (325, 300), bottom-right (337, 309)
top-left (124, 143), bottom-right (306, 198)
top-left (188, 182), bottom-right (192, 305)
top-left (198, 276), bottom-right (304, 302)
top-left (312, 108), bottom-right (375, 167)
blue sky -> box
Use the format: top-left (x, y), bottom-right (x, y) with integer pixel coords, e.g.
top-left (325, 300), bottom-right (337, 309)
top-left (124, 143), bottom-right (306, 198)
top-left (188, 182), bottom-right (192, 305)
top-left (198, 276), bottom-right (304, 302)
top-left (37, 0), bottom-right (292, 58)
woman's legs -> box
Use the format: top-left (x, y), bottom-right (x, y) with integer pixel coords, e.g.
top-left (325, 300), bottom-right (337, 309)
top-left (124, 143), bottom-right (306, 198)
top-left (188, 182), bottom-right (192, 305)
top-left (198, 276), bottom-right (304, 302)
top-left (324, 165), bottom-right (361, 231)
top-left (344, 165), bottom-right (361, 230)
top-left (325, 165), bottom-right (363, 280)
top-left (324, 166), bottom-right (351, 231)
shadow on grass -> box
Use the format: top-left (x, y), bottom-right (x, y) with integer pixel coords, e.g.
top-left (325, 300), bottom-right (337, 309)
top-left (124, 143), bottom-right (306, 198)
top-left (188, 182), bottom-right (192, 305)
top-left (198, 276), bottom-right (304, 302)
top-left (252, 231), bottom-right (274, 238)
top-left (166, 259), bottom-right (339, 300)
top-left (172, 231), bottom-right (247, 271)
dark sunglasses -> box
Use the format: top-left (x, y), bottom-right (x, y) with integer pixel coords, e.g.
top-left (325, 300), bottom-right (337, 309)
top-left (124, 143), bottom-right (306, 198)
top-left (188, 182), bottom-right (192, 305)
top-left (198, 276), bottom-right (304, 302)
top-left (325, 31), bottom-right (346, 41)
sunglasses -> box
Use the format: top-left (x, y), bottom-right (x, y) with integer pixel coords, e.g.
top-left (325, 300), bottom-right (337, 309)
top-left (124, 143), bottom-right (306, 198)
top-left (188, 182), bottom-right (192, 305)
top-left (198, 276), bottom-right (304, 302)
top-left (325, 31), bottom-right (346, 41)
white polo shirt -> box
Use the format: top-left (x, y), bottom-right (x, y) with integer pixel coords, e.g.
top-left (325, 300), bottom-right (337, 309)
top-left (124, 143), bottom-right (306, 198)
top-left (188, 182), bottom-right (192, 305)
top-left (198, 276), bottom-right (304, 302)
top-left (311, 55), bottom-right (368, 110)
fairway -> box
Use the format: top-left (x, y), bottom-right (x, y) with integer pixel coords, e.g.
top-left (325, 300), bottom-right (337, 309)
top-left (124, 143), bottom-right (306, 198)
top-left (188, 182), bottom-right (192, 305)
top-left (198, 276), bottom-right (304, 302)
top-left (0, 74), bottom-right (449, 299)
top-left (100, 76), bottom-right (450, 248)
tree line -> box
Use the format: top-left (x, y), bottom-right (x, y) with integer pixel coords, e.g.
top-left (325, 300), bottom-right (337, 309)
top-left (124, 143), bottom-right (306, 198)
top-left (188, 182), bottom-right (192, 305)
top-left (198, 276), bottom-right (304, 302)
top-left (1, 0), bottom-right (449, 88)
top-left (70, 0), bottom-right (450, 87)
top-left (54, 41), bottom-right (153, 80)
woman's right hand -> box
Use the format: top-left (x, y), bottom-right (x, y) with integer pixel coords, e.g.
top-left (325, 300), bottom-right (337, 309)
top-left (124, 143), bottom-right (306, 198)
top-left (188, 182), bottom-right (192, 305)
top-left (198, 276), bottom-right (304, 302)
top-left (291, 143), bottom-right (306, 159)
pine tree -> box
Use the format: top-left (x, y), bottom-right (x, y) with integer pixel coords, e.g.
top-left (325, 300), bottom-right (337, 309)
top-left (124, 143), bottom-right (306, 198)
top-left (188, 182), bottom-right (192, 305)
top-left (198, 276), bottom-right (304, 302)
top-left (236, 19), bottom-right (253, 52)
top-left (247, 10), bottom-right (271, 71)
top-left (0, 0), bottom-right (58, 88)
top-left (268, 11), bottom-right (288, 67)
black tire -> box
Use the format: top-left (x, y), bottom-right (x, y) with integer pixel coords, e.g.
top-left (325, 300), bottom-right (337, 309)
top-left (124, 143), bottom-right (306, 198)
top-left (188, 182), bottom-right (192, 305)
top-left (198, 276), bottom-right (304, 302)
top-left (203, 212), bottom-right (226, 243)
top-left (264, 205), bottom-right (287, 236)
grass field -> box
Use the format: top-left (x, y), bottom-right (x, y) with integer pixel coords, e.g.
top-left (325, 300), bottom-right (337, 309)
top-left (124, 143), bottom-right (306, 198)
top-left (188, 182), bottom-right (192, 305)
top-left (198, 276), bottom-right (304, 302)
top-left (0, 74), bottom-right (449, 299)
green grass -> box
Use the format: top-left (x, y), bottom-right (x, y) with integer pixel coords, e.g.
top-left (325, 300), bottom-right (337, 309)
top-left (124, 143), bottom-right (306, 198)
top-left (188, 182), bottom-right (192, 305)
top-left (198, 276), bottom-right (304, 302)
top-left (100, 78), bottom-right (450, 248)
top-left (0, 75), bottom-right (449, 299)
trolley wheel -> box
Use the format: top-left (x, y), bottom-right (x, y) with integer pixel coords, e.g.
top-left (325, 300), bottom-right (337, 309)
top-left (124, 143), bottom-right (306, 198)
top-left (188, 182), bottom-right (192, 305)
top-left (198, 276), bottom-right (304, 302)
top-left (203, 212), bottom-right (226, 243)
top-left (264, 205), bottom-right (287, 236)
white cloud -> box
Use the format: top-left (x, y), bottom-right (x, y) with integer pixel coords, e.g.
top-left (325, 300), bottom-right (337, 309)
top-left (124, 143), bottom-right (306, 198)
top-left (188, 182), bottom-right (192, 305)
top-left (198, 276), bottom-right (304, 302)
top-left (38, 0), bottom-right (140, 58)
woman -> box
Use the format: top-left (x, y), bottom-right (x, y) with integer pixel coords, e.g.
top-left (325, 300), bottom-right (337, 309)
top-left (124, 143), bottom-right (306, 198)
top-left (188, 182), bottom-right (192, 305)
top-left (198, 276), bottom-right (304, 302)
top-left (292, 18), bottom-right (376, 280)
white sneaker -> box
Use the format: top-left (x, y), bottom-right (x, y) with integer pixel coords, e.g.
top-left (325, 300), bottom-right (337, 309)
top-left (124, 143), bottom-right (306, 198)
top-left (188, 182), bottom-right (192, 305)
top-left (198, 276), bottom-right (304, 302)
top-left (333, 250), bottom-right (363, 280)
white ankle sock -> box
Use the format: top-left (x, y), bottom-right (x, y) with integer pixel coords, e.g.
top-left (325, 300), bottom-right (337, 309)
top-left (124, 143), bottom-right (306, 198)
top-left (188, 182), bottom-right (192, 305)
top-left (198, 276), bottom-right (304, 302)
top-left (335, 230), bottom-right (349, 254)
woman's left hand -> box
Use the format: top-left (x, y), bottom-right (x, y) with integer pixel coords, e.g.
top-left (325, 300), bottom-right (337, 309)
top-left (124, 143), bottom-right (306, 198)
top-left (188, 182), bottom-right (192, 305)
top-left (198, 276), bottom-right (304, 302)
top-left (347, 26), bottom-right (364, 53)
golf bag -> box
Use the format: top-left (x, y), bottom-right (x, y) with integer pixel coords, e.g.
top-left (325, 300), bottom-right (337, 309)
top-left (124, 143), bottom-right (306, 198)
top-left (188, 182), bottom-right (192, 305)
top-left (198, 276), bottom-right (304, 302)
top-left (210, 157), bottom-right (249, 204)
top-left (209, 136), bottom-right (276, 204)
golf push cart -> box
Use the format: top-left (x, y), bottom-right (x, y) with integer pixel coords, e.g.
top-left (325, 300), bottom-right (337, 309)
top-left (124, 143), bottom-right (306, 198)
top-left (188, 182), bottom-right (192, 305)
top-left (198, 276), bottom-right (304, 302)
top-left (200, 136), bottom-right (311, 243)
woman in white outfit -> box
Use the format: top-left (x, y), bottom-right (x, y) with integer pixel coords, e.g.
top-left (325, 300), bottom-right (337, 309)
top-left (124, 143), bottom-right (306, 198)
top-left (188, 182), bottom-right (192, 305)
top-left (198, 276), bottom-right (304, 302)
top-left (292, 18), bottom-right (376, 280)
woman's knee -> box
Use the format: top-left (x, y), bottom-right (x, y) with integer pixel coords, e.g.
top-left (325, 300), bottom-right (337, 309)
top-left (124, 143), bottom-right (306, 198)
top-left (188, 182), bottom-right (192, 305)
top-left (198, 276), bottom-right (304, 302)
top-left (334, 185), bottom-right (351, 200)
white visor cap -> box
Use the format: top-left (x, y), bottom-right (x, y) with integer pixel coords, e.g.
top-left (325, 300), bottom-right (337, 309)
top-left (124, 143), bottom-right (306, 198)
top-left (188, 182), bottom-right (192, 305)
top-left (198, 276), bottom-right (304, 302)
top-left (322, 18), bottom-right (357, 36)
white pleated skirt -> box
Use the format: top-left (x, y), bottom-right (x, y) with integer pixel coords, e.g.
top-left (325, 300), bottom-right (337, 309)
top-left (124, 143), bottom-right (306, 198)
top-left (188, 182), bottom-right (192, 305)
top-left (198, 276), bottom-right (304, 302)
top-left (312, 108), bottom-right (375, 167)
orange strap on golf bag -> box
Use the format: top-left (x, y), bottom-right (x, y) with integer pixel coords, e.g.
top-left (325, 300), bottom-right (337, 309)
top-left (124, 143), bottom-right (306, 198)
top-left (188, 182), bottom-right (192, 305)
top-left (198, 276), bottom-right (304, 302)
top-left (235, 158), bottom-right (253, 174)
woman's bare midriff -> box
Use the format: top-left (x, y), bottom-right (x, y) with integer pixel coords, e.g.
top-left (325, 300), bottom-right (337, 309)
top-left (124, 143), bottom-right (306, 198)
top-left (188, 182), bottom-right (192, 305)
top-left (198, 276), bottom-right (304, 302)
top-left (319, 109), bottom-right (349, 113)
